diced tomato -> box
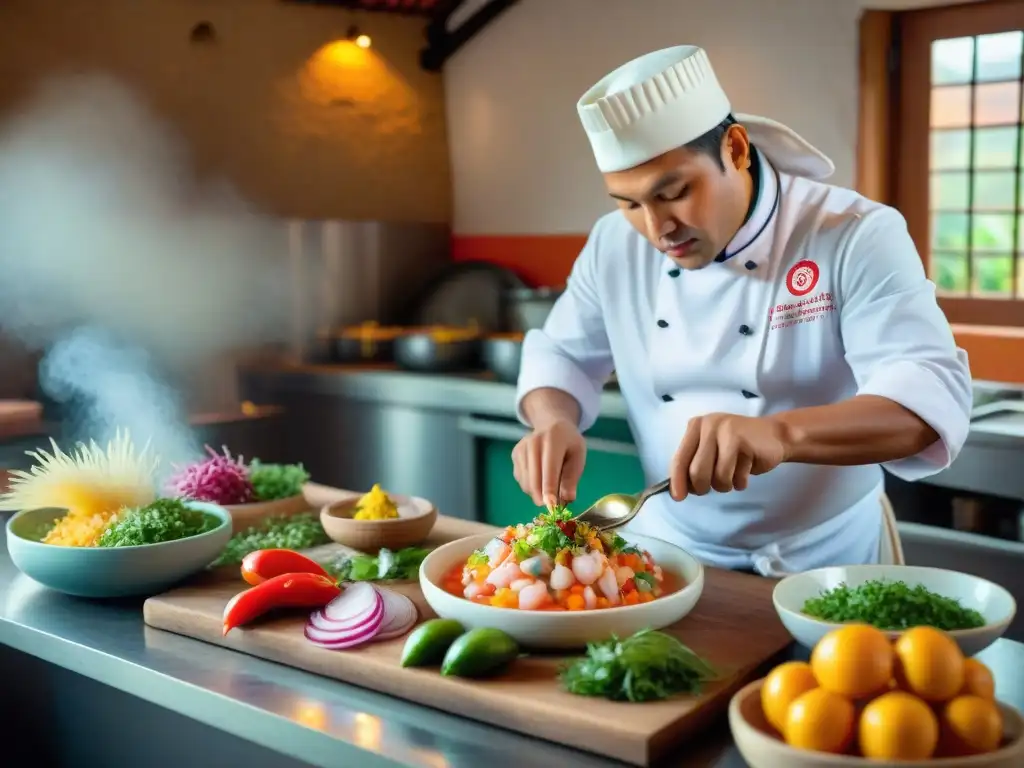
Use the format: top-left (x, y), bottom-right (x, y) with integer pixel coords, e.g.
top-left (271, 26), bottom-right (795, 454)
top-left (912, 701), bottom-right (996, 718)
top-left (622, 578), bottom-right (636, 594)
top-left (556, 520), bottom-right (576, 539)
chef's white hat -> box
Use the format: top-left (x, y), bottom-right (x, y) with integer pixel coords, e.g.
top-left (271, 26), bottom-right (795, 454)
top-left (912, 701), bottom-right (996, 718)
top-left (577, 45), bottom-right (834, 179)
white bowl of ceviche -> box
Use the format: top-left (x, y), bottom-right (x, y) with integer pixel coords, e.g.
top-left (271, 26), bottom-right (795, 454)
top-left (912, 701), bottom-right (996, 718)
top-left (419, 509), bottom-right (705, 649)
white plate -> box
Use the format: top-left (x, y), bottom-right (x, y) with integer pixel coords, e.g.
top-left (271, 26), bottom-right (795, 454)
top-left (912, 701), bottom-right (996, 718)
top-left (773, 564), bottom-right (1016, 656)
top-left (419, 531), bottom-right (704, 649)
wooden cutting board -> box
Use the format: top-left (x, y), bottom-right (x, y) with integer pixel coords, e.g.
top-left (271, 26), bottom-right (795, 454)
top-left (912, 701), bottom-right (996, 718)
top-left (144, 510), bottom-right (793, 766)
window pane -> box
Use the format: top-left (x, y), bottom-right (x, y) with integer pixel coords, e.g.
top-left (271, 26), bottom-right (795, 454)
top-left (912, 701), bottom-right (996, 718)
top-left (932, 85), bottom-right (972, 128)
top-left (933, 212), bottom-right (970, 250)
top-left (932, 37), bottom-right (975, 85)
top-left (974, 81), bottom-right (1021, 126)
top-left (973, 213), bottom-right (1016, 251)
top-left (976, 31), bottom-right (1024, 82)
top-left (931, 171), bottom-right (970, 209)
top-left (932, 129), bottom-right (971, 169)
top-left (973, 171), bottom-right (1018, 211)
top-left (973, 254), bottom-right (1014, 297)
top-left (974, 126), bottom-right (1021, 168)
top-left (1018, 256), bottom-right (1024, 298)
top-left (931, 252), bottom-right (969, 293)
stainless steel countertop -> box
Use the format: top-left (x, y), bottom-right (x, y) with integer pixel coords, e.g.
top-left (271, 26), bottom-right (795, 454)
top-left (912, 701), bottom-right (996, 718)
top-left (3, 524), bottom-right (1024, 768)
top-left (239, 364), bottom-right (1024, 442)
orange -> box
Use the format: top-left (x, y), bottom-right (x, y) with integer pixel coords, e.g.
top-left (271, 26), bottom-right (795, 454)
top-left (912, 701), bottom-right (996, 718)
top-left (959, 658), bottom-right (996, 700)
top-left (761, 661), bottom-right (819, 733)
top-left (939, 695), bottom-right (1003, 756)
top-left (893, 626), bottom-right (965, 702)
top-left (783, 687), bottom-right (855, 754)
top-left (858, 690), bottom-right (939, 760)
top-left (810, 624), bottom-right (894, 699)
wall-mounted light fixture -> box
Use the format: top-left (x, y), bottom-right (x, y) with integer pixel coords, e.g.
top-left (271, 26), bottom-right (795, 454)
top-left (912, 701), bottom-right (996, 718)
top-left (345, 24), bottom-right (372, 50)
top-left (189, 21), bottom-right (217, 45)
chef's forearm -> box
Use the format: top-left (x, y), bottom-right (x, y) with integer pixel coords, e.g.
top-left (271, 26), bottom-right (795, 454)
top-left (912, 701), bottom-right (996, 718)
top-left (768, 395), bottom-right (940, 465)
top-left (520, 388), bottom-right (582, 431)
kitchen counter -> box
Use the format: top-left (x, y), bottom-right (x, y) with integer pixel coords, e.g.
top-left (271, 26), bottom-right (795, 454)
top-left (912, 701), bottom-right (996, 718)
top-left (238, 363), bottom-right (1024, 504)
top-left (2, 526), bottom-right (1022, 768)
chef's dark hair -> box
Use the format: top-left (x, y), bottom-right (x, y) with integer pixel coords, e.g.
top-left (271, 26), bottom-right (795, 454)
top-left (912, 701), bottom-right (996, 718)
top-left (684, 113), bottom-right (738, 171)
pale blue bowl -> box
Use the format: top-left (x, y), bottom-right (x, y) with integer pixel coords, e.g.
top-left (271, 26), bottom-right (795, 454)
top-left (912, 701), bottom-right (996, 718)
top-left (5, 501), bottom-right (232, 598)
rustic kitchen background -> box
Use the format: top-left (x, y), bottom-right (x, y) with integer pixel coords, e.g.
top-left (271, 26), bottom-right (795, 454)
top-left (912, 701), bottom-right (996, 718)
top-left (0, 0), bottom-right (1022, 624)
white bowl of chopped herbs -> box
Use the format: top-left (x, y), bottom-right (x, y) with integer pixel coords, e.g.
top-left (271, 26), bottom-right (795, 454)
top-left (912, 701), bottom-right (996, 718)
top-left (420, 531), bottom-right (705, 649)
top-left (773, 565), bottom-right (1017, 657)
top-left (6, 499), bottom-right (232, 599)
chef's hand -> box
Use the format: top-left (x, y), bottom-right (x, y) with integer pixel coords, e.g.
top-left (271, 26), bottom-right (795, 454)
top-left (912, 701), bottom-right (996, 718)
top-left (512, 418), bottom-right (587, 508)
top-left (669, 413), bottom-right (788, 501)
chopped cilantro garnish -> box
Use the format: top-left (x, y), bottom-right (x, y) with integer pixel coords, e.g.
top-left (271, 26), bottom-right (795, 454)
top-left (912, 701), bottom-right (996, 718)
top-left (466, 550), bottom-right (489, 568)
top-left (634, 570), bottom-right (656, 591)
top-left (526, 524), bottom-right (575, 559)
top-left (512, 538), bottom-right (534, 560)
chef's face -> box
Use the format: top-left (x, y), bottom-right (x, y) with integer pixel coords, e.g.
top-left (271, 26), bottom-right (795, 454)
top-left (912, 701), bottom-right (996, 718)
top-left (604, 124), bottom-right (754, 270)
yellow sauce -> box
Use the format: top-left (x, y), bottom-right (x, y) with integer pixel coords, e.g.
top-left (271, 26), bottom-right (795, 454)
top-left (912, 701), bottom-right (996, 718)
top-left (353, 483), bottom-right (399, 520)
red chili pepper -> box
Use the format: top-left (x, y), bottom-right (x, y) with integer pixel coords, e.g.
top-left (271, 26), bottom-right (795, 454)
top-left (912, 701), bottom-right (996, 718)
top-left (557, 520), bottom-right (577, 539)
top-left (240, 549), bottom-right (330, 586)
top-left (222, 572), bottom-right (341, 635)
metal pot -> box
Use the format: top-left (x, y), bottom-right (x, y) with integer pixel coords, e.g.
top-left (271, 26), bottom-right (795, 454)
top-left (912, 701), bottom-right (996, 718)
top-left (482, 334), bottom-right (524, 384)
top-left (506, 287), bottom-right (563, 332)
top-left (393, 329), bottom-right (481, 373)
top-left (332, 325), bottom-right (405, 363)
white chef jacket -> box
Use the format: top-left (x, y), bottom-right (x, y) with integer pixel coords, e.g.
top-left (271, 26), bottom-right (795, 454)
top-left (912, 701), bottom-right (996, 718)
top-left (515, 150), bottom-right (972, 575)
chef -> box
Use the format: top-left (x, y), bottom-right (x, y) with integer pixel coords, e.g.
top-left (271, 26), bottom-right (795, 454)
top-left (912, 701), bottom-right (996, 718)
top-left (511, 45), bottom-right (972, 575)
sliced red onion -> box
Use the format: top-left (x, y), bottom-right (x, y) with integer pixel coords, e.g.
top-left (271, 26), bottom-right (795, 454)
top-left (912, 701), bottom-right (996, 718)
top-left (304, 614), bottom-right (383, 649)
top-left (304, 583), bottom-right (421, 650)
top-left (309, 582), bottom-right (381, 627)
top-left (373, 590), bottom-right (419, 641)
top-left (308, 595), bottom-right (383, 632)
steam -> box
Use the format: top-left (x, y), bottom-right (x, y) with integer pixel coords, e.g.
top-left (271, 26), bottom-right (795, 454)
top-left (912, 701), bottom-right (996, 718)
top-left (0, 74), bottom-right (300, 471)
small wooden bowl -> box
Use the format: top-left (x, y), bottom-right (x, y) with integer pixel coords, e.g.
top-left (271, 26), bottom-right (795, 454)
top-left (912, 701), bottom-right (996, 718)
top-left (729, 678), bottom-right (1024, 768)
top-left (320, 494), bottom-right (437, 553)
top-left (224, 494), bottom-right (311, 535)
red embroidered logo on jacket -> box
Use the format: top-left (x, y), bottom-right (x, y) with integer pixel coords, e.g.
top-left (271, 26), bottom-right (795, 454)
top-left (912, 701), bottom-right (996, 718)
top-left (786, 260), bottom-right (819, 296)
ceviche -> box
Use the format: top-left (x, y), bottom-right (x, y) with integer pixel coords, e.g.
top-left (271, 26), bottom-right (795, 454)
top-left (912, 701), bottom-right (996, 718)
top-left (442, 506), bottom-right (672, 611)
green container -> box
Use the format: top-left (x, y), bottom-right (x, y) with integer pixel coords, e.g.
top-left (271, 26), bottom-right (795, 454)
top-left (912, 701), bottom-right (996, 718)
top-left (6, 501), bottom-right (232, 599)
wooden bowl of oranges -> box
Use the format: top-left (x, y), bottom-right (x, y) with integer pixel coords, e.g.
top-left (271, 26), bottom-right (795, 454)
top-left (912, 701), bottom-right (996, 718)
top-left (729, 623), bottom-right (1024, 767)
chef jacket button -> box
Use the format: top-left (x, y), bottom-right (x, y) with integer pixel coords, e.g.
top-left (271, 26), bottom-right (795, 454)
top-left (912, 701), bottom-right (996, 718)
top-left (744, 260), bottom-right (757, 270)
top-left (668, 268), bottom-right (681, 277)
top-left (661, 394), bottom-right (674, 402)
top-left (741, 390), bottom-right (758, 399)
top-left (739, 324), bottom-right (752, 335)
top-left (656, 319), bottom-right (669, 328)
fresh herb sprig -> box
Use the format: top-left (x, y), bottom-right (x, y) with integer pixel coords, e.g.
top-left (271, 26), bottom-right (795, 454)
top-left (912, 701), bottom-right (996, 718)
top-left (213, 512), bottom-right (329, 566)
top-left (325, 546), bottom-right (430, 582)
top-left (248, 460), bottom-right (310, 502)
top-left (97, 498), bottom-right (220, 548)
top-left (801, 578), bottom-right (986, 631)
top-left (559, 628), bottom-right (717, 702)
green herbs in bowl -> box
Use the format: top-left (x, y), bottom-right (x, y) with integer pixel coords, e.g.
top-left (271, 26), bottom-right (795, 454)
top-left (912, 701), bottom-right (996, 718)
top-left (98, 498), bottom-right (222, 548)
top-left (801, 578), bottom-right (986, 631)
top-left (6, 500), bottom-right (232, 598)
top-left (773, 564), bottom-right (1017, 657)
top-left (248, 460), bottom-right (310, 502)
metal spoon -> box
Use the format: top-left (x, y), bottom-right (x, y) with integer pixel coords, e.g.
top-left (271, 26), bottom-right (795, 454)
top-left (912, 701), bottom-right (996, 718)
top-left (571, 478), bottom-right (672, 531)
